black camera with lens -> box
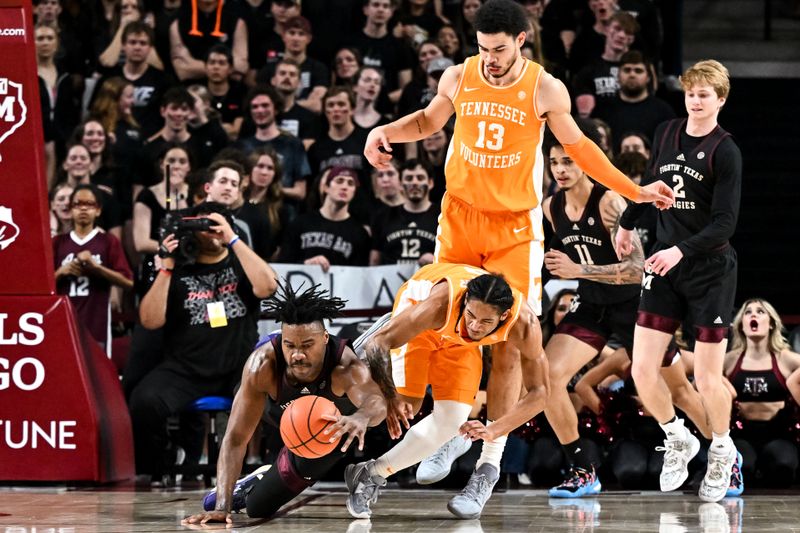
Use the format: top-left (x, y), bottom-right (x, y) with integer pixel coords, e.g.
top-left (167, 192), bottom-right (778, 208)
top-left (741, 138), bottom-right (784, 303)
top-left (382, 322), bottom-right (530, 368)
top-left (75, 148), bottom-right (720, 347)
top-left (158, 212), bottom-right (216, 265)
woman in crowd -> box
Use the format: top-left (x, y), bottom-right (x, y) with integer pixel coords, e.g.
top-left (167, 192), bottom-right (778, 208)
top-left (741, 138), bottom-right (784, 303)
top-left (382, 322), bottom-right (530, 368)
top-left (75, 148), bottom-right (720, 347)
top-left (36, 22), bottom-right (81, 168)
top-left (71, 120), bottom-right (121, 200)
top-left (352, 67), bottom-right (391, 131)
top-left (393, 0), bottom-right (444, 50)
top-left (436, 23), bottom-right (463, 63)
top-left (132, 143), bottom-right (191, 298)
top-left (398, 40), bottom-right (445, 118)
top-left (91, 76), bottom-right (143, 175)
top-left (59, 143), bottom-right (123, 239)
top-left (725, 299), bottom-right (800, 487)
top-left (331, 47), bottom-right (363, 87)
top-left (49, 183), bottom-right (75, 237)
top-left (455, 0), bottom-right (482, 56)
top-left (245, 147), bottom-right (289, 261)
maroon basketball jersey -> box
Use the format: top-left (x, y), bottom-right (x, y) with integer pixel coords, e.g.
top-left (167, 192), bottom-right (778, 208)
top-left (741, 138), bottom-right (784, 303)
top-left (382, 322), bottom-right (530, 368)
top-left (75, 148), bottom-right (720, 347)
top-left (53, 229), bottom-right (132, 354)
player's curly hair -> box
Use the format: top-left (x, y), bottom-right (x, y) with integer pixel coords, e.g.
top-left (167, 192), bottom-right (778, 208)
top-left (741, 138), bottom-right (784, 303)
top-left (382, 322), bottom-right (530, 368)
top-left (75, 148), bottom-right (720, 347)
top-left (466, 274), bottom-right (514, 313)
top-left (262, 280), bottom-right (346, 326)
top-left (474, 0), bottom-right (528, 37)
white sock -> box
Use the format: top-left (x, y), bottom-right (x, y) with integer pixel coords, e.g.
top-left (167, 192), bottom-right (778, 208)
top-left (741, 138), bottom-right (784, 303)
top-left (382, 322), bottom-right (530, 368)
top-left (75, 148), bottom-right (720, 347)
top-left (370, 400), bottom-right (472, 479)
top-left (710, 431), bottom-right (733, 455)
top-left (659, 416), bottom-right (687, 440)
top-left (475, 420), bottom-right (507, 471)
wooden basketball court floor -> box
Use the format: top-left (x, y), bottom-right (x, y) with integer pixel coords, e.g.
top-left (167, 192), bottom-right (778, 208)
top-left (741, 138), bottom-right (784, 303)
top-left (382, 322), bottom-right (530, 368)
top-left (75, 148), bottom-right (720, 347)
top-left (2, 482), bottom-right (797, 532)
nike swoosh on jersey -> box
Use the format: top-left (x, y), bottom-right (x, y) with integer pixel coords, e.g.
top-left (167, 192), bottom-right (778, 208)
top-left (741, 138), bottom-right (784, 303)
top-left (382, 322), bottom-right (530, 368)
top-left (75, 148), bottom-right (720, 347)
top-left (464, 87), bottom-right (480, 92)
top-left (513, 226), bottom-right (528, 233)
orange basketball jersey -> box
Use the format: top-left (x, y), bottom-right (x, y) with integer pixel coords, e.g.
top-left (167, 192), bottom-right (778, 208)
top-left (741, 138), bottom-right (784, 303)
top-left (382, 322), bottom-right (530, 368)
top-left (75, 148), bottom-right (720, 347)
top-left (393, 263), bottom-right (524, 347)
top-left (445, 55), bottom-right (547, 213)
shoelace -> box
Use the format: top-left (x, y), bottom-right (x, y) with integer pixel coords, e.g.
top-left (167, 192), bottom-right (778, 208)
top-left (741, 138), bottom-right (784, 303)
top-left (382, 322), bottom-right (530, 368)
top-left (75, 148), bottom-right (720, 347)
top-left (462, 473), bottom-right (491, 501)
top-left (356, 474), bottom-right (386, 505)
top-left (656, 439), bottom-right (687, 469)
top-left (427, 445), bottom-right (452, 468)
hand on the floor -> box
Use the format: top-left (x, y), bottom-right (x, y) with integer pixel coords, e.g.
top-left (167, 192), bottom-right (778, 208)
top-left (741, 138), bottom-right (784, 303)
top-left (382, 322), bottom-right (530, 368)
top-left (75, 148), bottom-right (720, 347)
top-left (459, 420), bottom-right (497, 442)
top-left (385, 397), bottom-right (414, 439)
top-left (181, 510), bottom-right (232, 527)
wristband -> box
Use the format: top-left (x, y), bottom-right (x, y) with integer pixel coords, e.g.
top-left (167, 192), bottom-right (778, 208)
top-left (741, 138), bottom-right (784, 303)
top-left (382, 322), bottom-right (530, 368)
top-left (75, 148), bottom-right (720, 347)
top-left (159, 268), bottom-right (173, 276)
top-left (228, 236), bottom-right (240, 248)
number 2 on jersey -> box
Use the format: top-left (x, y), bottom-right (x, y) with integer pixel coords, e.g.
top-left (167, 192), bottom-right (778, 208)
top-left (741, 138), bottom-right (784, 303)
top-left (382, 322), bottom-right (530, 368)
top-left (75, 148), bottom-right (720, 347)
top-left (475, 121), bottom-right (505, 151)
top-left (672, 175), bottom-right (686, 198)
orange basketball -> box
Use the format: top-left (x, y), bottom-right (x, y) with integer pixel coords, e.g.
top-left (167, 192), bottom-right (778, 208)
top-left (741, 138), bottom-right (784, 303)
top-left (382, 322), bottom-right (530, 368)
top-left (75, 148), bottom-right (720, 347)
top-left (279, 395), bottom-right (341, 458)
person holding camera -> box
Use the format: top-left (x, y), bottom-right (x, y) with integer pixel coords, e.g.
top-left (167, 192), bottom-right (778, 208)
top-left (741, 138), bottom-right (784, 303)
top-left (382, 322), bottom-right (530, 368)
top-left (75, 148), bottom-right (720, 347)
top-left (128, 201), bottom-right (278, 484)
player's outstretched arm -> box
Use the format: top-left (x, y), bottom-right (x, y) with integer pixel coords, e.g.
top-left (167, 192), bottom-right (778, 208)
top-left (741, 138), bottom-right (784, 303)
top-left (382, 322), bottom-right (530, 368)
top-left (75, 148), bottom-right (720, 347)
top-left (323, 350), bottom-right (388, 452)
top-left (460, 307), bottom-right (549, 441)
top-left (364, 65), bottom-right (460, 169)
top-left (363, 284), bottom-right (449, 436)
top-left (184, 346), bottom-right (272, 524)
top-left (538, 74), bottom-right (674, 209)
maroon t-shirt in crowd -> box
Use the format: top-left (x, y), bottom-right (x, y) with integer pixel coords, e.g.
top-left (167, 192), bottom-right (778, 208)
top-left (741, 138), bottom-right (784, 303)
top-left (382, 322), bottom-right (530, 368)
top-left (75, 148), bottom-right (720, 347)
top-left (53, 229), bottom-right (132, 353)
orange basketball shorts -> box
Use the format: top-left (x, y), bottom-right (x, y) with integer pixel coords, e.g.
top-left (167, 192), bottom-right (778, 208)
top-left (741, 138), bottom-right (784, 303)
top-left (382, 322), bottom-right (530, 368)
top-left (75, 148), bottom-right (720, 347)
top-left (434, 192), bottom-right (544, 314)
top-left (390, 330), bottom-right (482, 405)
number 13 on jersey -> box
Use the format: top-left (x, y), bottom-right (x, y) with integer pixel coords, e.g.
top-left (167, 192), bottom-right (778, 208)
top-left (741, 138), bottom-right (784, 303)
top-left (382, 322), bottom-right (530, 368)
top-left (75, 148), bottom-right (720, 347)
top-left (475, 121), bottom-right (505, 151)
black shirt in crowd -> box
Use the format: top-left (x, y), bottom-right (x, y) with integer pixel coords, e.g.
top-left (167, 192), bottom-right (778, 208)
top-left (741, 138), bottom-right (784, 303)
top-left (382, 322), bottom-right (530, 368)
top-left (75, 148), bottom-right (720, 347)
top-left (593, 95), bottom-right (676, 151)
top-left (307, 127), bottom-right (371, 185)
top-left (278, 211), bottom-right (370, 266)
top-left (95, 66), bottom-right (172, 138)
top-left (573, 58), bottom-right (621, 100)
top-left (165, 253), bottom-right (261, 378)
top-left (346, 31), bottom-right (415, 92)
top-left (209, 79), bottom-right (247, 126)
top-left (256, 56), bottom-right (330, 101)
top-left (371, 204), bottom-right (440, 265)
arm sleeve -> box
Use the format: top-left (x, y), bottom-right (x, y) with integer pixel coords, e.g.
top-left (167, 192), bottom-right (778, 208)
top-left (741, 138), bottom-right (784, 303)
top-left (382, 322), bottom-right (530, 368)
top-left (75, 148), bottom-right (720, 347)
top-left (562, 135), bottom-right (641, 201)
top-left (676, 140), bottom-right (742, 257)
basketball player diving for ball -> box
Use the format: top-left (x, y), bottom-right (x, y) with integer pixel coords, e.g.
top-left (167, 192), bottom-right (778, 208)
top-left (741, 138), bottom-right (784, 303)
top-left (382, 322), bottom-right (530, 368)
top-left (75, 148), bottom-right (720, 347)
top-left (344, 262), bottom-right (549, 520)
top-left (183, 283), bottom-right (387, 525)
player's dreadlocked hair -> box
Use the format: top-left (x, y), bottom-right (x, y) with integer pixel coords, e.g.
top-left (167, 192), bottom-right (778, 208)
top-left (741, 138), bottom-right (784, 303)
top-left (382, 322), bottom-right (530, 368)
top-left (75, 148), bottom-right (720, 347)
top-left (262, 281), bottom-right (346, 326)
top-left (465, 274), bottom-right (515, 314)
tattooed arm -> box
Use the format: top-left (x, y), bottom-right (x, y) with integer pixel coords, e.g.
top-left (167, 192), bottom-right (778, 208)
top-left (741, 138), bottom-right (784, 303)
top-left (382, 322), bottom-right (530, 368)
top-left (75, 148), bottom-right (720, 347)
top-left (362, 283), bottom-right (449, 437)
top-left (364, 65), bottom-right (461, 169)
top-left (365, 342), bottom-right (398, 401)
top-left (582, 191), bottom-right (644, 284)
top-left (544, 191), bottom-right (644, 285)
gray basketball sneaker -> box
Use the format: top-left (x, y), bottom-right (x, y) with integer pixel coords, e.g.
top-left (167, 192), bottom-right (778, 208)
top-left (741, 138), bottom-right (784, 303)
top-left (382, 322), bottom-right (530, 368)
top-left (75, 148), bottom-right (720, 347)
top-left (345, 460), bottom-right (386, 519)
top-left (416, 435), bottom-right (473, 484)
top-left (447, 463), bottom-right (499, 519)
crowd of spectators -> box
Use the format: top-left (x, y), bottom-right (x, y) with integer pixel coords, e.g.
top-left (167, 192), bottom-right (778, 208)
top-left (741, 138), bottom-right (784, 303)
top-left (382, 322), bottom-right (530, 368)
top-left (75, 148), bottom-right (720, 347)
top-left (41, 0), bottom-right (800, 490)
